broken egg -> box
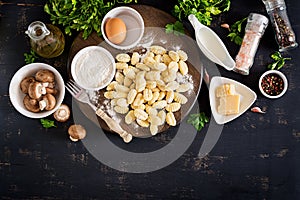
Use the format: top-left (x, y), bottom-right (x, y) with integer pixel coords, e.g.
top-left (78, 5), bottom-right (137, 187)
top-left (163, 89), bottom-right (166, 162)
top-left (105, 17), bottom-right (127, 44)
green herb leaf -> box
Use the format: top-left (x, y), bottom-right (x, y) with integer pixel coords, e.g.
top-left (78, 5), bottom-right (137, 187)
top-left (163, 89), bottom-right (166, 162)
top-left (24, 50), bottom-right (38, 64)
top-left (226, 17), bottom-right (247, 45)
top-left (40, 119), bottom-right (57, 129)
top-left (187, 112), bottom-right (209, 131)
top-left (172, 0), bottom-right (231, 26)
top-left (165, 21), bottom-right (185, 36)
top-left (267, 51), bottom-right (291, 70)
top-left (44, 0), bottom-right (138, 40)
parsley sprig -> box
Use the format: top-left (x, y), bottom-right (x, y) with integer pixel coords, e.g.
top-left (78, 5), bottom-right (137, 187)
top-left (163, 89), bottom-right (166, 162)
top-left (24, 50), bottom-right (38, 64)
top-left (44, 0), bottom-right (138, 39)
top-left (226, 17), bottom-right (247, 45)
top-left (165, 21), bottom-right (185, 36)
top-left (40, 119), bottom-right (57, 129)
top-left (173, 0), bottom-right (231, 26)
top-left (267, 51), bottom-right (291, 70)
top-left (187, 112), bottom-right (209, 131)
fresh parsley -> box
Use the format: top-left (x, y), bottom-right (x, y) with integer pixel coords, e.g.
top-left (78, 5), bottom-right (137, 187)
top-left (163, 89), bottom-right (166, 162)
top-left (165, 21), bottom-right (185, 36)
top-left (187, 112), bottom-right (209, 131)
top-left (173, 0), bottom-right (231, 26)
top-left (40, 119), bottom-right (57, 129)
top-left (226, 17), bottom-right (247, 45)
top-left (24, 50), bottom-right (38, 64)
top-left (267, 51), bottom-right (291, 70)
top-left (44, 0), bottom-right (138, 40)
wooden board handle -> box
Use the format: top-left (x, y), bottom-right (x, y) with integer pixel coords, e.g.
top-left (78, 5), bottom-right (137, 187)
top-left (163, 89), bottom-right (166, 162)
top-left (95, 108), bottom-right (133, 143)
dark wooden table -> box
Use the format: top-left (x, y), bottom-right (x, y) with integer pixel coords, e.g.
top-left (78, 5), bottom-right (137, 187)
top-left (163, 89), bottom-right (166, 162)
top-left (1, 0), bottom-right (299, 199)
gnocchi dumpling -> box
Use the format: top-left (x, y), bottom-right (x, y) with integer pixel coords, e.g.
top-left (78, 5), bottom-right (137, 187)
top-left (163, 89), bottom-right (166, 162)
top-left (116, 98), bottom-right (128, 107)
top-left (150, 124), bottom-right (158, 135)
top-left (176, 83), bottom-right (192, 93)
top-left (179, 60), bottom-right (188, 75)
top-left (127, 89), bottom-right (137, 104)
top-left (114, 106), bottom-right (129, 114)
top-left (168, 50), bottom-right (180, 62)
top-left (116, 53), bottom-right (131, 63)
top-left (166, 112), bottom-right (176, 126)
top-left (125, 110), bottom-right (136, 124)
top-left (174, 92), bottom-right (188, 104)
top-left (152, 100), bottom-right (167, 109)
top-left (137, 119), bottom-right (150, 128)
top-left (150, 45), bottom-right (166, 55)
top-left (131, 52), bottom-right (140, 65)
top-left (177, 50), bottom-right (188, 61)
top-left (116, 62), bottom-right (128, 70)
top-left (166, 102), bottom-right (181, 112)
top-left (134, 109), bottom-right (148, 121)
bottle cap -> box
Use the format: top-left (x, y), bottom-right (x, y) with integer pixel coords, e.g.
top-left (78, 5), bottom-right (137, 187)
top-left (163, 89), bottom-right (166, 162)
top-left (262, 0), bottom-right (286, 11)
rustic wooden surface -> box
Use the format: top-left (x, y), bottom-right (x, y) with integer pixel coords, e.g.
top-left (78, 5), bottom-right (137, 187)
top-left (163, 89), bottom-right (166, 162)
top-left (1, 0), bottom-right (300, 199)
top-left (68, 5), bottom-right (203, 137)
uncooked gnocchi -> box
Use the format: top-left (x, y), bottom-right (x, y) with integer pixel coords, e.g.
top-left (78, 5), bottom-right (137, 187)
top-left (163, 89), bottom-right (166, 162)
top-left (104, 46), bottom-right (193, 136)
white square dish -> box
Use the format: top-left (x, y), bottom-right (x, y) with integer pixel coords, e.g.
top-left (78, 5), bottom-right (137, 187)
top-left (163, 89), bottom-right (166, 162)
top-left (209, 76), bottom-right (257, 124)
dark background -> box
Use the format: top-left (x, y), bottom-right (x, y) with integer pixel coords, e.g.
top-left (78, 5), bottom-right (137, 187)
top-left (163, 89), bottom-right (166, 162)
top-left (0, 0), bottom-right (300, 199)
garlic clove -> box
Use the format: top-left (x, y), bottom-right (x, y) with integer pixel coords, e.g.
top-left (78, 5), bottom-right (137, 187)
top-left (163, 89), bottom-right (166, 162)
top-left (251, 106), bottom-right (266, 114)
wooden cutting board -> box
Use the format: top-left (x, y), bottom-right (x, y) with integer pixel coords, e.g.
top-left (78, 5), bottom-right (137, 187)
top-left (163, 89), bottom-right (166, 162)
top-left (68, 5), bottom-right (203, 138)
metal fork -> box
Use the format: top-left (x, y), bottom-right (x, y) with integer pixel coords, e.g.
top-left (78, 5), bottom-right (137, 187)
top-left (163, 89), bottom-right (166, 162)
top-left (66, 80), bottom-right (132, 143)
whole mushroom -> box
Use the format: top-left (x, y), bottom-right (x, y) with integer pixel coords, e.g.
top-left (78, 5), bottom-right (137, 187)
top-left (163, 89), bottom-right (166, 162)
top-left (68, 124), bottom-right (86, 142)
top-left (23, 95), bottom-right (40, 113)
top-left (28, 82), bottom-right (46, 99)
top-left (53, 104), bottom-right (70, 122)
top-left (20, 77), bottom-right (35, 94)
top-left (35, 69), bottom-right (55, 83)
top-left (39, 93), bottom-right (56, 111)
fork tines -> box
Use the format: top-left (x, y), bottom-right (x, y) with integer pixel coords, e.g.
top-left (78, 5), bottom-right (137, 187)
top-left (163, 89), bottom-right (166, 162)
top-left (66, 80), bottom-right (81, 96)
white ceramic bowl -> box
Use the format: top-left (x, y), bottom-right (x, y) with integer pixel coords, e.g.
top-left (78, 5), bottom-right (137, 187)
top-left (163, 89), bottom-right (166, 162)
top-left (9, 63), bottom-right (65, 118)
top-left (259, 70), bottom-right (288, 99)
top-left (71, 46), bottom-right (116, 91)
top-left (101, 6), bottom-right (144, 50)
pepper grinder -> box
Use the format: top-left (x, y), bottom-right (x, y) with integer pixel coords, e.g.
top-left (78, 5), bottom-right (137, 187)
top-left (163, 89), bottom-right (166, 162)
top-left (262, 0), bottom-right (298, 51)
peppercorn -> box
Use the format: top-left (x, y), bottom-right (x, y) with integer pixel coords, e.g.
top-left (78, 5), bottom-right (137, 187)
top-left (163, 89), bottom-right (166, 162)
top-left (261, 73), bottom-right (284, 96)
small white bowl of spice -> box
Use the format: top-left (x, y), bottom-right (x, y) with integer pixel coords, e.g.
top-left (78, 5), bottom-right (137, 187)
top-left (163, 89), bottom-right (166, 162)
top-left (71, 46), bottom-right (116, 91)
top-left (101, 6), bottom-right (144, 50)
top-left (259, 70), bottom-right (288, 99)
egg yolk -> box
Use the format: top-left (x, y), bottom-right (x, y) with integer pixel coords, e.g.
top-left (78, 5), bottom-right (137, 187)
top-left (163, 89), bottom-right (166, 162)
top-left (105, 18), bottom-right (127, 44)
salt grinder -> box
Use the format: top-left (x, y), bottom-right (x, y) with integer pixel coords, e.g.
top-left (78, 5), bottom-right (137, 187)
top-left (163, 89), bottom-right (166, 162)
top-left (234, 13), bottom-right (269, 75)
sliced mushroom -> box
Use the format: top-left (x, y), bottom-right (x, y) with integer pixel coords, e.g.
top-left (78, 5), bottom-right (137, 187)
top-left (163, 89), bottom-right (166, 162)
top-left (42, 82), bottom-right (56, 89)
top-left (20, 76), bottom-right (35, 94)
top-left (68, 124), bottom-right (86, 142)
top-left (53, 104), bottom-right (70, 122)
top-left (35, 69), bottom-right (55, 83)
top-left (45, 87), bottom-right (58, 95)
top-left (28, 82), bottom-right (46, 99)
top-left (39, 93), bottom-right (56, 111)
top-left (23, 95), bottom-right (40, 113)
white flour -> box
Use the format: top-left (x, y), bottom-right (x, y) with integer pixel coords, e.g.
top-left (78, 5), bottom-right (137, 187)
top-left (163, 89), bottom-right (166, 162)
top-left (75, 49), bottom-right (113, 88)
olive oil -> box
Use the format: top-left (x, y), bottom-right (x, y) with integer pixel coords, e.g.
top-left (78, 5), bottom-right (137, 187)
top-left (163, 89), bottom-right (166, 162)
top-left (26, 21), bottom-right (65, 58)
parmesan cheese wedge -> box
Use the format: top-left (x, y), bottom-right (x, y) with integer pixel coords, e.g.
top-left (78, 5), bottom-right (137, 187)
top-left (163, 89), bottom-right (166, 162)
top-left (215, 83), bottom-right (236, 97)
top-left (217, 94), bottom-right (240, 115)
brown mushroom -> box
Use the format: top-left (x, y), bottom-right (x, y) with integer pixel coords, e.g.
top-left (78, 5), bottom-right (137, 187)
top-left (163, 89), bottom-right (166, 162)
top-left (35, 69), bottom-right (55, 83)
top-left (68, 124), bottom-right (86, 142)
top-left (39, 93), bottom-right (56, 111)
top-left (23, 95), bottom-right (40, 113)
top-left (42, 82), bottom-right (56, 89)
top-left (28, 82), bottom-right (46, 99)
top-left (53, 104), bottom-right (70, 122)
top-left (45, 87), bottom-right (58, 95)
top-left (20, 76), bottom-right (35, 94)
